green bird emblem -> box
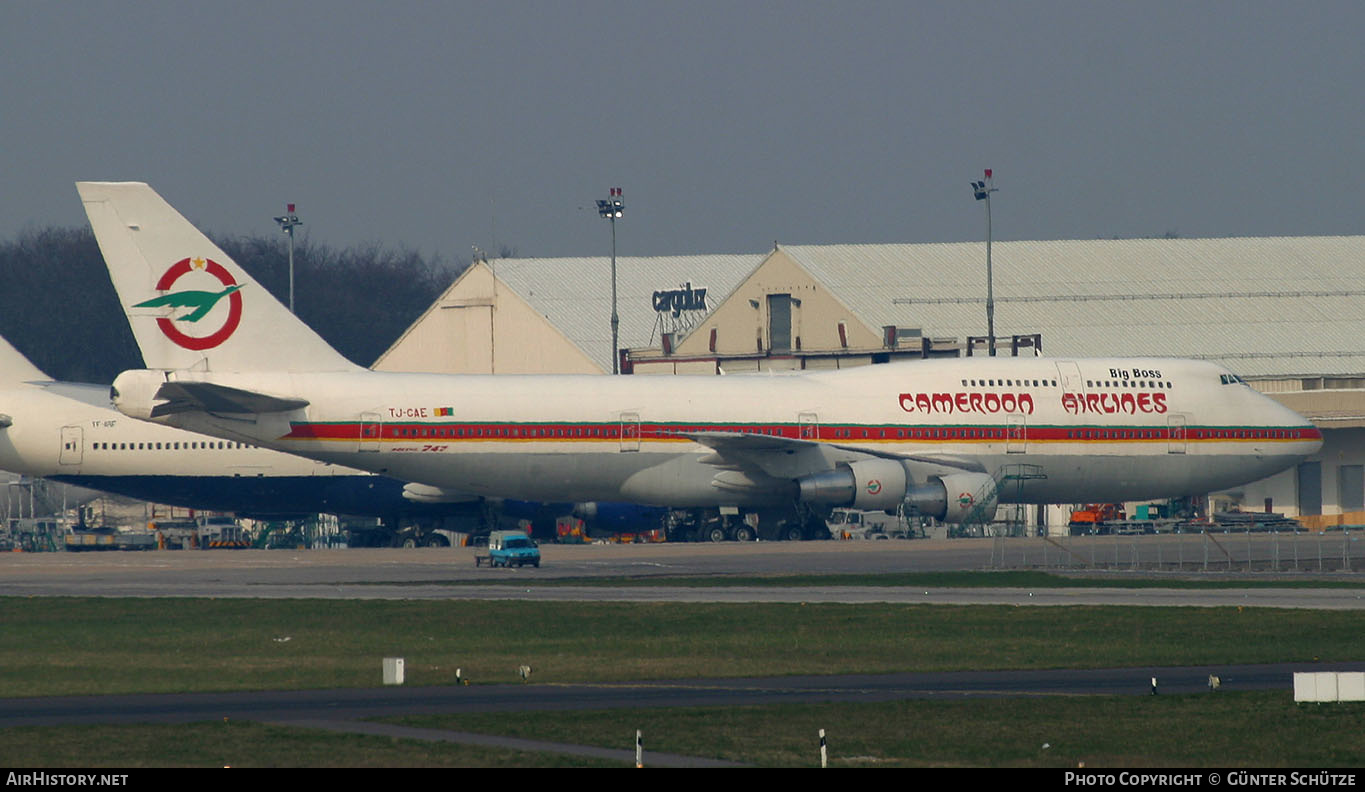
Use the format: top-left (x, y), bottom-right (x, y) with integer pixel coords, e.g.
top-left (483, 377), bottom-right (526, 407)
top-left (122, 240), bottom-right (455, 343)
top-left (134, 285), bottom-right (244, 323)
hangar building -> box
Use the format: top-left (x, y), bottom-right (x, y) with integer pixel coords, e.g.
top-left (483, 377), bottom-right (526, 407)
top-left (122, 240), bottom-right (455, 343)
top-left (374, 254), bottom-right (759, 375)
top-left (375, 236), bottom-right (1365, 525)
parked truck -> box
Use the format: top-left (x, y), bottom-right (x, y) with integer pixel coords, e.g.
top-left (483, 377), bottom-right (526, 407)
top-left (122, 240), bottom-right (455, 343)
top-left (1068, 503), bottom-right (1127, 534)
top-left (826, 508), bottom-right (920, 539)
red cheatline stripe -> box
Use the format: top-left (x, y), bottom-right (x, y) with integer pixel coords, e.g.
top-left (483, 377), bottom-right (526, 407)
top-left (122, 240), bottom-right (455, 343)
top-left (283, 421), bottom-right (1320, 444)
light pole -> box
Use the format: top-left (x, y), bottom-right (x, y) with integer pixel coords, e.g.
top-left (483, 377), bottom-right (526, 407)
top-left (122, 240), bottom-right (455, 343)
top-left (273, 203), bottom-right (302, 314)
top-left (971, 170), bottom-right (998, 356)
top-left (596, 187), bottom-right (624, 374)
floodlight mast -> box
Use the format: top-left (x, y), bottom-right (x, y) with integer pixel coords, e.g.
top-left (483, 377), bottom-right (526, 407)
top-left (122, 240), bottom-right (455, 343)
top-left (970, 170), bottom-right (998, 356)
top-left (273, 203), bottom-right (303, 315)
top-left (596, 188), bottom-right (625, 374)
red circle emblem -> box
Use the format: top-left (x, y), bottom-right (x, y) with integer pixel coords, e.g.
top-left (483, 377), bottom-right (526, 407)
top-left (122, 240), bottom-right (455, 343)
top-left (153, 258), bottom-right (243, 350)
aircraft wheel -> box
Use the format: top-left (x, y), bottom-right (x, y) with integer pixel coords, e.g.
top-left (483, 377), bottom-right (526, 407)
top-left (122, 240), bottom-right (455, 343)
top-left (783, 525), bottom-right (804, 541)
top-left (734, 525), bottom-right (755, 542)
top-left (706, 526), bottom-right (727, 543)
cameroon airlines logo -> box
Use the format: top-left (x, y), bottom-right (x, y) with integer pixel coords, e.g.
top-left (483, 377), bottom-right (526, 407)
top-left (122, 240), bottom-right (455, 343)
top-left (133, 258), bottom-right (244, 350)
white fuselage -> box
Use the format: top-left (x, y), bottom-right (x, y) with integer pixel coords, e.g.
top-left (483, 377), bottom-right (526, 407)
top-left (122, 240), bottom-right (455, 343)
top-left (1, 381), bottom-right (325, 477)
top-left (0, 380), bottom-right (439, 518)
top-left (113, 356), bottom-right (1322, 508)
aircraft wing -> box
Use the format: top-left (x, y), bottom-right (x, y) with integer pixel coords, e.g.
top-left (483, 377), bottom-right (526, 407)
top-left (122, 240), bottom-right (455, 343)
top-left (150, 381), bottom-right (309, 417)
top-left (680, 429), bottom-right (987, 482)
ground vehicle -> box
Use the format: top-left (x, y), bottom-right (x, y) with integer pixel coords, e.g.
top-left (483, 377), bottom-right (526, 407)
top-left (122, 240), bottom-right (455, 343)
top-left (196, 516), bottom-right (250, 548)
top-left (476, 530), bottom-right (541, 568)
top-left (826, 508), bottom-right (918, 539)
top-left (1068, 504), bottom-right (1126, 534)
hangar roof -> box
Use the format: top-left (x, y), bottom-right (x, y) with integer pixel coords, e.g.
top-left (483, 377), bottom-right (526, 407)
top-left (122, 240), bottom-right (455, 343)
top-left (484, 254), bottom-right (760, 372)
top-left (388, 236), bottom-right (1365, 380)
top-left (780, 236), bottom-right (1365, 378)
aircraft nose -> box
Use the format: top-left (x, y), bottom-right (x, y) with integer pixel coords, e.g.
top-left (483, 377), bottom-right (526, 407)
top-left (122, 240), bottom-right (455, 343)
top-left (1301, 421), bottom-right (1324, 455)
top-left (1278, 404), bottom-right (1322, 456)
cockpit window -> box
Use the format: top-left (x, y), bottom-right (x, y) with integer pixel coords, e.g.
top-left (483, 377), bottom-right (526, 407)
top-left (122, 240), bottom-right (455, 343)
top-left (1219, 374), bottom-right (1249, 386)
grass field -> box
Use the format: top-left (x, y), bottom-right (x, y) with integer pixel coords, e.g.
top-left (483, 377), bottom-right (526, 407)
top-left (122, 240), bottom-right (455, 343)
top-left (2, 692), bottom-right (1361, 768)
top-left (2, 596), bottom-right (1362, 696)
top-left (391, 691), bottom-right (1365, 768)
top-left (451, 569), bottom-right (1365, 589)
top-left (2, 583), bottom-right (1362, 767)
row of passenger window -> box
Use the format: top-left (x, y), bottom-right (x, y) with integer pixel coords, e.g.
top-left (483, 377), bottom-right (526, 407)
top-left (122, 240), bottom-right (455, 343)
top-left (390, 427), bottom-right (620, 438)
top-left (1087, 380), bottom-right (1171, 389)
top-left (960, 378), bottom-right (1058, 387)
top-left (91, 440), bottom-right (254, 451)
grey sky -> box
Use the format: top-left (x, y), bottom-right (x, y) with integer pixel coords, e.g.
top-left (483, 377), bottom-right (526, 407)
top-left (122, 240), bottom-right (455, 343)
top-left (4, 1), bottom-right (1362, 262)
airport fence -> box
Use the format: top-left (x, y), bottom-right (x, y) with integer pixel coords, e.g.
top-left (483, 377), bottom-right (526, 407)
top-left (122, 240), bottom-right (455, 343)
top-left (988, 529), bottom-right (1362, 573)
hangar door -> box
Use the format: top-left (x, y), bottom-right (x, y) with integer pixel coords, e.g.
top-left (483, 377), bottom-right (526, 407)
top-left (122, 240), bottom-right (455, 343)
top-left (1297, 462), bottom-right (1322, 516)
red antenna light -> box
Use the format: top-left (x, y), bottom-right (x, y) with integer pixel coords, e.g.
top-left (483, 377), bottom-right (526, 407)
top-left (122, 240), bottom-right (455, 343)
top-left (983, 169), bottom-right (992, 180)
top-left (287, 203), bottom-right (295, 213)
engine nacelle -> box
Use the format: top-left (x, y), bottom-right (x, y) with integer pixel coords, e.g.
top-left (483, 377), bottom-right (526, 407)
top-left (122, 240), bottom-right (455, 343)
top-left (402, 482), bottom-right (481, 504)
top-left (934, 472), bottom-right (999, 523)
top-left (573, 501), bottom-right (667, 530)
top-left (797, 464), bottom-right (998, 523)
top-left (797, 459), bottom-right (908, 511)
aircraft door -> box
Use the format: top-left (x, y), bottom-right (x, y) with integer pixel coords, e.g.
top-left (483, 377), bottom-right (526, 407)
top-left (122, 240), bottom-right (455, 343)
top-left (619, 411), bottom-right (640, 452)
top-left (1167, 414), bottom-right (1187, 454)
top-left (798, 411), bottom-right (820, 440)
top-left (358, 412), bottom-right (383, 453)
top-left (1055, 360), bottom-right (1084, 394)
top-left (1006, 414), bottom-right (1026, 453)
top-left (59, 425), bottom-right (83, 466)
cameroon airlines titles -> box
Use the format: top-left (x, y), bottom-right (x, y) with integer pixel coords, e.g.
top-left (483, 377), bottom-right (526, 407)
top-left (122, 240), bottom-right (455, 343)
top-left (82, 181), bottom-right (1321, 525)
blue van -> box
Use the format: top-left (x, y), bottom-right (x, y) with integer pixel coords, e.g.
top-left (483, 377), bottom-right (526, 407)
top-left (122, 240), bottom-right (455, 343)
top-left (477, 530), bottom-right (541, 568)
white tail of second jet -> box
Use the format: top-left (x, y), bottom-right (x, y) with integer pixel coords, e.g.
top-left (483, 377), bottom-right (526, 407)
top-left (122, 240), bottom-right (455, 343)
top-left (78, 182), bottom-right (360, 374)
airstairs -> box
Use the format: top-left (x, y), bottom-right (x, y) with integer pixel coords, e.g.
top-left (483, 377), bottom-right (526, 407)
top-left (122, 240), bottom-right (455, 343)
top-left (952, 463), bottom-right (1047, 537)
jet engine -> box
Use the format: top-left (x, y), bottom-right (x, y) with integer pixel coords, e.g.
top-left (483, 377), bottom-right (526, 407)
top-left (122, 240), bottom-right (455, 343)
top-left (401, 482), bottom-right (482, 503)
top-left (796, 460), bottom-right (997, 523)
top-left (572, 501), bottom-right (667, 531)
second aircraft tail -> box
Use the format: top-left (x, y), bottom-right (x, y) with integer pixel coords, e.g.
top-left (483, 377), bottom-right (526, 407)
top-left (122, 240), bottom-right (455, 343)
top-left (0, 335), bottom-right (52, 386)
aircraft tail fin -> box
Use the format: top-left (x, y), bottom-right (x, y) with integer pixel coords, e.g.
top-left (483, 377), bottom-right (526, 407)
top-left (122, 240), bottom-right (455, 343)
top-left (0, 335), bottom-right (53, 385)
top-left (77, 182), bottom-right (361, 373)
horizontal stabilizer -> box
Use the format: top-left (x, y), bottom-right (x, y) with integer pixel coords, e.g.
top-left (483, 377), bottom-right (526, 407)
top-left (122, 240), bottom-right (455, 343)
top-left (151, 381), bottom-right (309, 417)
